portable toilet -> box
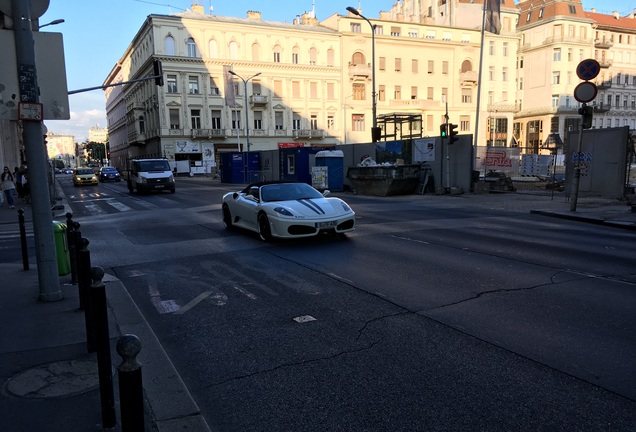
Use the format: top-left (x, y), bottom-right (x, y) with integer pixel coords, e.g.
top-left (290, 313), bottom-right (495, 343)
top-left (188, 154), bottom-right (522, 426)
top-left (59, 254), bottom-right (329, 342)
top-left (315, 150), bottom-right (344, 191)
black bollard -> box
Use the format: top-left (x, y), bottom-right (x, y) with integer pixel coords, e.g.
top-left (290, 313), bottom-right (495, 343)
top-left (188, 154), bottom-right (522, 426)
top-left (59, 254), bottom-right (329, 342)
top-left (77, 236), bottom-right (95, 352)
top-left (65, 213), bottom-right (78, 284)
top-left (91, 266), bottom-right (117, 429)
top-left (18, 209), bottom-right (29, 271)
top-left (117, 335), bottom-right (144, 432)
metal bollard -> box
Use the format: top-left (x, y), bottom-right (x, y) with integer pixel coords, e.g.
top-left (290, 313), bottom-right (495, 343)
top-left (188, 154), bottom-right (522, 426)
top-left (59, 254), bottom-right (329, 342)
top-left (77, 236), bottom-right (95, 352)
top-left (91, 266), bottom-right (117, 429)
top-left (117, 334), bottom-right (144, 432)
top-left (65, 213), bottom-right (78, 284)
top-left (18, 209), bottom-right (29, 271)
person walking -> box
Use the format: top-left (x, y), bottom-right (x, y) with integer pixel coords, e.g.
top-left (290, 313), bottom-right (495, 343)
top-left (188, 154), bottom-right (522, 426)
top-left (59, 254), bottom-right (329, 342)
top-left (1, 166), bottom-right (17, 209)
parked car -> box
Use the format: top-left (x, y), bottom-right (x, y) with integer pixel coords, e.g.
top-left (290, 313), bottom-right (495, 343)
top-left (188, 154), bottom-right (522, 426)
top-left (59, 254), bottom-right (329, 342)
top-left (545, 174), bottom-right (566, 191)
top-left (63, 168), bottom-right (73, 174)
top-left (222, 181), bottom-right (355, 241)
top-left (73, 167), bottom-right (98, 187)
top-left (98, 166), bottom-right (121, 182)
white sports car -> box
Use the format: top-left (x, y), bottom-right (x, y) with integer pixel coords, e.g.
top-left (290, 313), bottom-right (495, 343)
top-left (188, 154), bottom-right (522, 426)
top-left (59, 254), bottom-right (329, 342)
top-left (222, 182), bottom-right (355, 241)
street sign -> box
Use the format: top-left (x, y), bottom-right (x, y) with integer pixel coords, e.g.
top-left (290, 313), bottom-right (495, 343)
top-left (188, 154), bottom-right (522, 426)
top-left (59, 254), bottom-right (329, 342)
top-left (576, 59), bottom-right (601, 81)
top-left (574, 81), bottom-right (598, 103)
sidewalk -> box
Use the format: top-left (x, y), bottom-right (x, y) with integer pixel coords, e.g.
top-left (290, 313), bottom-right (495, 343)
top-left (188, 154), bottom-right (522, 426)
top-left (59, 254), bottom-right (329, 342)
top-left (0, 183), bottom-right (634, 431)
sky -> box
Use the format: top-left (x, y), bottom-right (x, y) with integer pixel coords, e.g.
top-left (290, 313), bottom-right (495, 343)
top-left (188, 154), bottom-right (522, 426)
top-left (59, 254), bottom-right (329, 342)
top-left (38, 0), bottom-right (635, 142)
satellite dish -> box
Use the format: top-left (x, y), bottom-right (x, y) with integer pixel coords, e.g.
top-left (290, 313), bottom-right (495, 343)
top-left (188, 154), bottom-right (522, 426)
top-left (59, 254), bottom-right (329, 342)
top-left (0, 0), bottom-right (50, 20)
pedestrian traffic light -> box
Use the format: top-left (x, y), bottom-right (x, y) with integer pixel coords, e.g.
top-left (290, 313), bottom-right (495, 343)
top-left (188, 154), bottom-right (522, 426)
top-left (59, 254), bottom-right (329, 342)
top-left (439, 123), bottom-right (448, 138)
top-left (153, 60), bottom-right (164, 86)
top-left (448, 123), bottom-right (459, 144)
top-left (578, 104), bottom-right (593, 129)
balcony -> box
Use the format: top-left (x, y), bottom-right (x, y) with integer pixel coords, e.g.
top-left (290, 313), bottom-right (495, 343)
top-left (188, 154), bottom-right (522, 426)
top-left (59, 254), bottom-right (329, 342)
top-left (597, 58), bottom-right (613, 68)
top-left (191, 129), bottom-right (226, 139)
top-left (459, 70), bottom-right (478, 85)
top-left (594, 39), bottom-right (613, 49)
top-left (348, 63), bottom-right (372, 78)
top-left (293, 129), bottom-right (325, 139)
top-left (128, 130), bottom-right (146, 146)
top-left (595, 80), bottom-right (612, 90)
top-left (592, 102), bottom-right (610, 113)
top-left (249, 95), bottom-right (269, 106)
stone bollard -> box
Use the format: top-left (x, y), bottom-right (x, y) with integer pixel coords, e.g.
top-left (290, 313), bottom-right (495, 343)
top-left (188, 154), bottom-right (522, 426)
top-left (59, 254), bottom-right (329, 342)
top-left (117, 334), bottom-right (144, 432)
top-left (65, 212), bottom-right (78, 284)
top-left (91, 266), bottom-right (117, 429)
top-left (18, 209), bottom-right (29, 271)
top-left (77, 236), bottom-right (95, 352)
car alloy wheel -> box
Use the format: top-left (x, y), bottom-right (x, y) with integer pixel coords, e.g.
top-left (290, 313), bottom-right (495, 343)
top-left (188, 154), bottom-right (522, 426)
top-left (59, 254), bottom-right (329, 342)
top-left (222, 204), bottom-right (233, 229)
top-left (258, 213), bottom-right (272, 241)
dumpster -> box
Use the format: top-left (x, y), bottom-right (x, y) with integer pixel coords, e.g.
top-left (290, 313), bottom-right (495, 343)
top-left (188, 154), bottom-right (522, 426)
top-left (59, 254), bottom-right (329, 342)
top-left (52, 221), bottom-right (71, 276)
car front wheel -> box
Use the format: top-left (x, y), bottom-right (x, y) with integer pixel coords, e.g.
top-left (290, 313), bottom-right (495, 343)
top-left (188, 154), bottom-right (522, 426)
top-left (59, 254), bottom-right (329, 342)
top-left (257, 213), bottom-right (272, 241)
top-left (222, 204), bottom-right (233, 229)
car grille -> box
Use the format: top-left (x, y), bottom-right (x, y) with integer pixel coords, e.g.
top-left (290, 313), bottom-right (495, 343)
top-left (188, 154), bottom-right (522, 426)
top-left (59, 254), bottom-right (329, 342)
top-left (288, 225), bottom-right (318, 235)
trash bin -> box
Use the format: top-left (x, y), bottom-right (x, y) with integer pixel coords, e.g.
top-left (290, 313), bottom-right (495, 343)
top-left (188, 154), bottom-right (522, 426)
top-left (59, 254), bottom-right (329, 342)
top-left (52, 221), bottom-right (71, 276)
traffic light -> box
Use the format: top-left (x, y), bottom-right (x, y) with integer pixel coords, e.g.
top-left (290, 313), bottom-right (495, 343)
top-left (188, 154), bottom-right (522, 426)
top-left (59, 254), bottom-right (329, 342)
top-left (153, 60), bottom-right (164, 86)
top-left (578, 104), bottom-right (593, 129)
top-left (448, 123), bottom-right (459, 144)
top-left (371, 126), bottom-right (382, 143)
top-left (439, 123), bottom-right (448, 138)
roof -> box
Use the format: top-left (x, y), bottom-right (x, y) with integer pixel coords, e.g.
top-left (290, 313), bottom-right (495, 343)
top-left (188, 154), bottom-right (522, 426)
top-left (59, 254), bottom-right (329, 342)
top-left (585, 11), bottom-right (636, 31)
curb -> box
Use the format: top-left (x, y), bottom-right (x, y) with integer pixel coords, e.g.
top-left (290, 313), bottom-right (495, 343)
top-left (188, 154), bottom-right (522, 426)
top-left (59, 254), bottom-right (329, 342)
top-left (104, 274), bottom-right (213, 432)
top-left (530, 210), bottom-right (636, 231)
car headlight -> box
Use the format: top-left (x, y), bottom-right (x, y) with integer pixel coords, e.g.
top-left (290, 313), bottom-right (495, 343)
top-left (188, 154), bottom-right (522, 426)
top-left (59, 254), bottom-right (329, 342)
top-left (340, 202), bottom-right (352, 212)
top-left (274, 207), bottom-right (294, 217)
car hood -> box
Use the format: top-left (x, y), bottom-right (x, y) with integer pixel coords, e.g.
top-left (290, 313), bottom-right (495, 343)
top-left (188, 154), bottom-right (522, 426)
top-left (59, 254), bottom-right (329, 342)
top-left (268, 197), bottom-right (350, 217)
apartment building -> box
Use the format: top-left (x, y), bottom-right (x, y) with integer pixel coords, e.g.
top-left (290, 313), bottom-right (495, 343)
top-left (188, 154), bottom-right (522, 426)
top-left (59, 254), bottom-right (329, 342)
top-left (103, 1), bottom-right (635, 172)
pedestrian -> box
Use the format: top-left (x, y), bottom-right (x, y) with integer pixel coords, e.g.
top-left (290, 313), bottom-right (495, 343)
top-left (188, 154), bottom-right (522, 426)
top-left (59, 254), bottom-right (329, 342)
top-left (1, 166), bottom-right (17, 209)
top-left (13, 166), bottom-right (24, 199)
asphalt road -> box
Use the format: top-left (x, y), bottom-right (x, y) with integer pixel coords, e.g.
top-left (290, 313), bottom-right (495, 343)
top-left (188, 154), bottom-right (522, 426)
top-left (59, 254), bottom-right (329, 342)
top-left (59, 177), bottom-right (635, 431)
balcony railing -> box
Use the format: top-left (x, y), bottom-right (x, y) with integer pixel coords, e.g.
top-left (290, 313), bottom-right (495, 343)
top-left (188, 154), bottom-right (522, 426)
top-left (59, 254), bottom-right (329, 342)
top-left (597, 58), bottom-right (613, 68)
top-left (348, 63), bottom-right (372, 78)
top-left (249, 95), bottom-right (269, 106)
top-left (595, 80), bottom-right (612, 90)
top-left (459, 71), bottom-right (478, 85)
top-left (594, 39), bottom-right (613, 49)
top-left (592, 102), bottom-right (610, 113)
top-left (293, 129), bottom-right (325, 139)
top-left (191, 129), bottom-right (225, 138)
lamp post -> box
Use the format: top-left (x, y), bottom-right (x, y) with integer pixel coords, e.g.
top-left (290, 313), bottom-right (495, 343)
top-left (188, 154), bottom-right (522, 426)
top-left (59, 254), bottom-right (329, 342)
top-left (346, 6), bottom-right (379, 142)
top-left (38, 18), bottom-right (65, 29)
top-left (228, 70), bottom-right (261, 153)
top-left (343, 95), bottom-right (353, 145)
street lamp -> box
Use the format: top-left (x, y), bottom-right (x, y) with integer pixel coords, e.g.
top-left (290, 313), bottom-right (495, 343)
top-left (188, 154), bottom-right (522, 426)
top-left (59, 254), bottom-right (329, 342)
top-left (38, 19), bottom-right (65, 29)
top-left (346, 6), bottom-right (379, 142)
top-left (228, 70), bottom-right (261, 152)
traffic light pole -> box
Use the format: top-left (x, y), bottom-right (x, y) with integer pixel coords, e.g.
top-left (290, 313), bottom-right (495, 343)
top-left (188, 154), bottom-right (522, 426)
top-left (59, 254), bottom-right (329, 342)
top-left (12, 0), bottom-right (62, 301)
top-left (569, 103), bottom-right (586, 212)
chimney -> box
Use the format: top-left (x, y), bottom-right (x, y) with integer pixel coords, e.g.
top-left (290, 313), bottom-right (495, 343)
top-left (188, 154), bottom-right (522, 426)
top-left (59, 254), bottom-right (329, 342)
top-left (191, 3), bottom-right (204, 14)
top-left (613, 11), bottom-right (619, 19)
top-left (247, 10), bottom-right (262, 21)
top-left (590, 8), bottom-right (596, 13)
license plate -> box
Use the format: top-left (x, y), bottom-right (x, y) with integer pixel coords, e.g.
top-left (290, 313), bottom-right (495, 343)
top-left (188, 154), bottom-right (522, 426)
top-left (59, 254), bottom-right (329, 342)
top-left (316, 221), bottom-right (337, 228)
top-left (153, 185), bottom-right (165, 188)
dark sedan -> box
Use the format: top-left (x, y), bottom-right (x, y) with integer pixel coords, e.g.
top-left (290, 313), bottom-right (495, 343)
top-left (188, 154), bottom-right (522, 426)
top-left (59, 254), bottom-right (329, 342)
top-left (98, 166), bottom-right (121, 182)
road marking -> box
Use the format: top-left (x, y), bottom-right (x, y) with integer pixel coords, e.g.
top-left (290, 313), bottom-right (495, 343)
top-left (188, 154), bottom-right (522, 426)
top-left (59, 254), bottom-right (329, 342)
top-left (233, 285), bottom-right (258, 300)
top-left (328, 272), bottom-right (353, 284)
top-left (293, 315), bottom-right (317, 323)
top-left (106, 200), bottom-right (132, 212)
top-left (173, 291), bottom-right (213, 315)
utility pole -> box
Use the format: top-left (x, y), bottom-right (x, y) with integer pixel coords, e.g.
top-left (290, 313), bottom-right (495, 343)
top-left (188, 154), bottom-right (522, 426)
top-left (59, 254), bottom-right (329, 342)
top-left (11, 0), bottom-right (62, 301)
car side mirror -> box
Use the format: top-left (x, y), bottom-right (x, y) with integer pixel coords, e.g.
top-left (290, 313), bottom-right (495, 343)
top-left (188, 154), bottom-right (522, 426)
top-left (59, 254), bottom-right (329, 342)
top-left (233, 192), bottom-right (239, 199)
top-left (322, 190), bottom-right (331, 197)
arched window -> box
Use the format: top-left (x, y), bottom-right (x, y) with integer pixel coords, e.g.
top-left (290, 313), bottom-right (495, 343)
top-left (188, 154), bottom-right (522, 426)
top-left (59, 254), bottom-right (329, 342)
top-left (461, 60), bottom-right (472, 73)
top-left (187, 37), bottom-right (197, 57)
top-left (208, 39), bottom-right (218, 58)
top-left (327, 48), bottom-right (335, 67)
top-left (351, 52), bottom-right (365, 65)
top-left (164, 36), bottom-right (175, 55)
top-left (229, 41), bottom-right (238, 60)
top-left (309, 47), bottom-right (317, 65)
top-left (252, 42), bottom-right (260, 61)
top-left (273, 45), bottom-right (282, 63)
top-left (292, 46), bottom-right (300, 64)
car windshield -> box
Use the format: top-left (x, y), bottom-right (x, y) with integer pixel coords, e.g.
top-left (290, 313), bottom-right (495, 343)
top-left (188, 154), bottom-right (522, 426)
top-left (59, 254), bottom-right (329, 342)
top-left (76, 169), bottom-right (93, 175)
top-left (138, 160), bottom-right (170, 171)
top-left (260, 183), bottom-right (323, 202)
top-left (102, 167), bottom-right (117, 172)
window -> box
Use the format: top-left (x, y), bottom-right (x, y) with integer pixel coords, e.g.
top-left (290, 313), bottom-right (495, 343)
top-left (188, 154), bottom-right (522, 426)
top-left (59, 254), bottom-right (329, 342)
top-left (428, 60), bottom-right (434, 74)
top-left (461, 33), bottom-right (471, 43)
top-left (167, 75), bottom-right (178, 93)
top-left (408, 29), bottom-right (418, 38)
top-left (292, 47), bottom-right (299, 64)
top-left (427, 87), bottom-right (433, 100)
top-left (211, 110), bottom-right (221, 129)
top-left (519, 77), bottom-right (523, 90)
top-left (394, 86), bottom-right (401, 100)
top-left (229, 41), bottom-right (238, 60)
top-left (287, 155), bottom-right (295, 175)
top-left (352, 114), bottom-right (365, 131)
top-left (292, 113), bottom-right (301, 130)
top-left (489, 66), bottom-right (494, 81)
top-left (412, 59), bottom-right (418, 73)
top-left (252, 81), bottom-right (261, 95)
top-left (273, 45), bottom-right (281, 63)
top-left (378, 85), bottom-right (385, 101)
top-left (395, 58), bottom-right (401, 72)
top-left (190, 109), bottom-right (201, 129)
top-left (292, 81), bottom-right (301, 98)
top-left (553, 48), bottom-right (561, 61)
top-left (210, 77), bottom-right (219, 95)
top-left (327, 115), bottom-right (335, 130)
top-left (327, 49), bottom-right (335, 66)
top-left (411, 86), bottom-right (417, 100)
top-left (208, 39), bottom-right (218, 58)
top-left (138, 116), bottom-right (145, 135)
top-left (391, 27), bottom-right (401, 37)
top-left (274, 80), bottom-right (283, 98)
top-left (164, 36), bottom-right (175, 55)
top-left (379, 57), bottom-right (386, 71)
top-left (310, 114), bottom-right (318, 130)
top-left (310, 82), bottom-right (318, 99)
top-left (275, 111), bottom-right (284, 130)
top-left (552, 72), bottom-right (560, 85)
top-left (441, 88), bottom-right (447, 103)
top-left (187, 37), bottom-right (197, 57)
top-left (352, 52), bottom-right (365, 65)
top-left (489, 41), bottom-right (495, 55)
top-left (251, 43), bottom-right (260, 61)
top-left (353, 83), bottom-right (365, 100)
top-left (461, 88), bottom-right (471, 103)
top-left (539, 8), bottom-right (544, 19)
top-left (253, 111), bottom-right (263, 130)
top-left (327, 83), bottom-right (335, 100)
top-left (442, 31), bottom-right (451, 41)
top-left (569, 4), bottom-right (576, 14)
top-left (351, 23), bottom-right (361, 33)
top-left (552, 95), bottom-right (559, 107)
top-left (309, 47), bottom-right (317, 65)
top-left (425, 30), bottom-right (435, 39)
top-left (502, 67), bottom-right (508, 81)
top-left (169, 109), bottom-right (180, 129)
top-left (374, 25), bottom-right (383, 35)
top-left (442, 61), bottom-right (448, 75)
top-left (460, 116), bottom-right (470, 132)
top-left (231, 110), bottom-right (241, 129)
top-left (189, 76), bottom-right (199, 94)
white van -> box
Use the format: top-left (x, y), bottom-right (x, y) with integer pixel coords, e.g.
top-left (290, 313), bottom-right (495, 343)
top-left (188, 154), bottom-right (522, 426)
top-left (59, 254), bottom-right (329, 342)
top-left (127, 158), bottom-right (175, 194)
